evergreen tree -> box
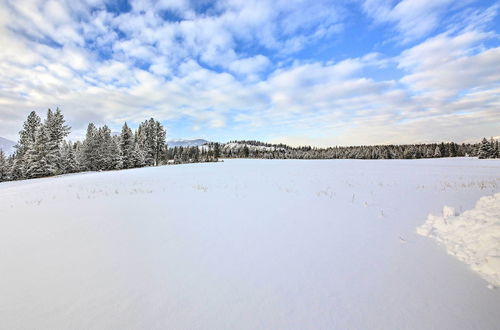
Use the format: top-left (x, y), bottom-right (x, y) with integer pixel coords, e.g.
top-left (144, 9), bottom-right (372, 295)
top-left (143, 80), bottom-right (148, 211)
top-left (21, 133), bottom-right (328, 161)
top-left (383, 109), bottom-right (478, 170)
top-left (132, 143), bottom-right (146, 167)
top-left (110, 136), bottom-right (122, 169)
top-left (153, 120), bottom-right (167, 165)
top-left (424, 147), bottom-right (433, 158)
top-left (403, 146), bottom-right (417, 159)
top-left (478, 138), bottom-right (494, 159)
top-left (16, 111), bottom-right (43, 177)
top-left (44, 108), bottom-right (70, 173)
top-left (73, 141), bottom-right (85, 171)
top-left (448, 143), bottom-right (457, 157)
top-left (8, 156), bottom-right (23, 180)
top-left (44, 108), bottom-right (70, 144)
top-left (0, 150), bottom-right (7, 182)
top-left (60, 141), bottom-right (78, 174)
top-left (16, 111), bottom-right (42, 158)
top-left (135, 125), bottom-right (150, 165)
top-left (213, 143), bottom-right (220, 159)
top-left (433, 146), bottom-right (442, 158)
top-left (438, 142), bottom-right (447, 157)
top-left (24, 125), bottom-right (56, 178)
top-left (490, 138), bottom-right (499, 158)
top-left (136, 118), bottom-right (166, 166)
top-left (83, 123), bottom-right (99, 170)
top-left (119, 122), bottom-right (134, 169)
top-left (96, 125), bottom-right (114, 170)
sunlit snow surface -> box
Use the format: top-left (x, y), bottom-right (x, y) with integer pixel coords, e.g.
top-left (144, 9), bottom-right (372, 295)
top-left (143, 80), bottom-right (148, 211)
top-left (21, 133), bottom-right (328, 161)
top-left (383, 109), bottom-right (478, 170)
top-left (1, 158), bottom-right (500, 329)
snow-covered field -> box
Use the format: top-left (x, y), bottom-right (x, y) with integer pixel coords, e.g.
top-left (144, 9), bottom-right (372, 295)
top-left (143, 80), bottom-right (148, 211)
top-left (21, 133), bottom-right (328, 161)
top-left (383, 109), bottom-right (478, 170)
top-left (1, 158), bottom-right (500, 329)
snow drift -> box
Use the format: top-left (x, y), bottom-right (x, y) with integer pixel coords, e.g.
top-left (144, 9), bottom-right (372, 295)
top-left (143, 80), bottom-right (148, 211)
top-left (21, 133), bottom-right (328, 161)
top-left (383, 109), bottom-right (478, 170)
top-left (417, 193), bottom-right (500, 287)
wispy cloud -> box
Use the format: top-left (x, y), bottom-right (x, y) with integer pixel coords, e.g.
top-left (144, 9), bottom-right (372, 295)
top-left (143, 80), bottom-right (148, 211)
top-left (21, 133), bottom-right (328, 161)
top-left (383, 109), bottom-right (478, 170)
top-left (361, 0), bottom-right (459, 43)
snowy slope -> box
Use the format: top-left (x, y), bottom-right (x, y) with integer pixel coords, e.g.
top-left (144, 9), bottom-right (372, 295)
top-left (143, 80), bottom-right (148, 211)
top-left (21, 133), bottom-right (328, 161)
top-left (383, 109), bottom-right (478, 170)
top-left (167, 139), bottom-right (208, 147)
top-left (1, 158), bottom-right (500, 329)
top-left (0, 136), bottom-right (15, 155)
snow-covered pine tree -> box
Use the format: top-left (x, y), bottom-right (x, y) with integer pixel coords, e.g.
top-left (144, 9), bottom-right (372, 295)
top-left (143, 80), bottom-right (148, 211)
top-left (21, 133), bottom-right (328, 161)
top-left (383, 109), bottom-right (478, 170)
top-left (8, 156), bottom-right (23, 180)
top-left (135, 118), bottom-right (166, 166)
top-left (478, 138), bottom-right (494, 159)
top-left (49, 108), bottom-right (70, 142)
top-left (135, 124), bottom-right (150, 165)
top-left (189, 146), bottom-right (200, 162)
top-left (438, 143), bottom-right (447, 157)
top-left (243, 145), bottom-right (250, 158)
top-left (181, 146), bottom-right (189, 162)
top-left (433, 146), bottom-right (441, 158)
top-left (119, 122), bottom-right (134, 169)
top-left (60, 141), bottom-right (78, 173)
top-left (153, 120), bottom-right (166, 166)
top-left (82, 123), bottom-right (99, 171)
top-left (24, 125), bottom-right (56, 178)
top-left (16, 111), bottom-right (41, 158)
top-left (110, 135), bottom-right (122, 170)
top-left (213, 143), bottom-right (220, 160)
top-left (132, 142), bottom-right (146, 167)
top-left (403, 146), bottom-right (417, 159)
top-left (0, 150), bottom-right (7, 182)
top-left (43, 108), bottom-right (70, 173)
top-left (425, 146), bottom-right (434, 158)
top-left (448, 143), bottom-right (457, 157)
top-left (73, 141), bottom-right (85, 171)
top-left (490, 138), bottom-right (499, 159)
top-left (15, 111), bottom-right (43, 177)
top-left (95, 125), bottom-right (114, 170)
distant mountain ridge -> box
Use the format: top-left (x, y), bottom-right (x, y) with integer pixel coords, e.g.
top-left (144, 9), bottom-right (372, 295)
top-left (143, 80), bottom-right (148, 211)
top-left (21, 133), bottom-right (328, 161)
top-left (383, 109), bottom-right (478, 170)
top-left (0, 137), bottom-right (16, 155)
top-left (167, 139), bottom-right (209, 148)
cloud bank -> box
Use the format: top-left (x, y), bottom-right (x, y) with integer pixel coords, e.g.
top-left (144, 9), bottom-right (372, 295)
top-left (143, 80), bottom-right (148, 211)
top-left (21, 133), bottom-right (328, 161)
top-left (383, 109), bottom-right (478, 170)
top-left (0, 0), bottom-right (498, 146)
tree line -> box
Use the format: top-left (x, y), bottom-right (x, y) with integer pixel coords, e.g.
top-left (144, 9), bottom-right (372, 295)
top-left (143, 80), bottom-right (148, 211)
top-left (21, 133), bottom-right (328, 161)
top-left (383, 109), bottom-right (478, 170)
top-left (0, 109), bottom-right (218, 182)
top-left (211, 139), bottom-right (499, 160)
top-left (0, 109), bottom-right (498, 183)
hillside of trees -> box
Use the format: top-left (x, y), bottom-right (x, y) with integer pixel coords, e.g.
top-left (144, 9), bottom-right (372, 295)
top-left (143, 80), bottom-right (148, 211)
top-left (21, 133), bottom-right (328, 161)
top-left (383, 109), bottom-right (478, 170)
top-left (0, 108), bottom-right (498, 183)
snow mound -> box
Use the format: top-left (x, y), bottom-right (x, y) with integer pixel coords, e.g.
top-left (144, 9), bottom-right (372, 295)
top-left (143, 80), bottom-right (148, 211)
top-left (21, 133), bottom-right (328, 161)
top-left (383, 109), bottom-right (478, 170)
top-left (417, 193), bottom-right (500, 287)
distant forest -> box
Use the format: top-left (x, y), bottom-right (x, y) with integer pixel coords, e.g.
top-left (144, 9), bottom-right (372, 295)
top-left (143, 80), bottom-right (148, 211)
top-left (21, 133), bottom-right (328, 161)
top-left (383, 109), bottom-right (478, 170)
top-left (214, 138), bottom-right (499, 160)
top-left (0, 109), bottom-right (498, 183)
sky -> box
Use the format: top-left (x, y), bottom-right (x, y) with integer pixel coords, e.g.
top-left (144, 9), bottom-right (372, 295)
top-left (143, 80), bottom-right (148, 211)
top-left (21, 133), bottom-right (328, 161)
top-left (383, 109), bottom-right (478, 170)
top-left (0, 0), bottom-right (499, 146)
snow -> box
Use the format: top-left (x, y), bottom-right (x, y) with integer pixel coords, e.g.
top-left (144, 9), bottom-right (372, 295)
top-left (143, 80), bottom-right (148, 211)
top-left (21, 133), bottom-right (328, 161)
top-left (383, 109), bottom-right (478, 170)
top-left (417, 193), bottom-right (500, 288)
top-left (1, 158), bottom-right (500, 329)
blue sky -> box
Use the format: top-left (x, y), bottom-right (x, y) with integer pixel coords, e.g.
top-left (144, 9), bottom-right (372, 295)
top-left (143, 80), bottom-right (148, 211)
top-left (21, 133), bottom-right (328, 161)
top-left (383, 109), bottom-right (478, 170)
top-left (0, 0), bottom-right (499, 146)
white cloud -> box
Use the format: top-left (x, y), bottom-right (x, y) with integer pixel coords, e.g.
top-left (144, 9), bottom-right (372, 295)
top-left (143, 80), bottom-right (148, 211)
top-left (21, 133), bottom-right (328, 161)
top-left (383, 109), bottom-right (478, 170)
top-left (398, 31), bottom-right (500, 100)
top-left (361, 0), bottom-right (458, 42)
top-left (227, 55), bottom-right (270, 79)
top-left (209, 118), bottom-right (225, 129)
top-left (0, 0), bottom-right (498, 146)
